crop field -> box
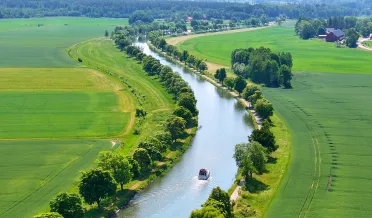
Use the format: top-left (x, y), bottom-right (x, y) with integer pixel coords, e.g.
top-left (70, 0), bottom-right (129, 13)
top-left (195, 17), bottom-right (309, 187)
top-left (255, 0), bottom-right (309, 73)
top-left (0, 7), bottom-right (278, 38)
top-left (0, 68), bottom-right (130, 139)
top-left (0, 17), bottom-right (128, 67)
top-left (263, 72), bottom-right (372, 217)
top-left (0, 139), bottom-right (111, 218)
top-left (69, 39), bottom-right (175, 149)
top-left (178, 26), bottom-right (372, 74)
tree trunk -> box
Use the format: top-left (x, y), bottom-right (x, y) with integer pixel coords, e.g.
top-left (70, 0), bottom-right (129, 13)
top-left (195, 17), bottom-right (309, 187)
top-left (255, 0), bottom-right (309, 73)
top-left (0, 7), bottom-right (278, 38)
top-left (120, 183), bottom-right (124, 191)
top-left (97, 199), bottom-right (101, 210)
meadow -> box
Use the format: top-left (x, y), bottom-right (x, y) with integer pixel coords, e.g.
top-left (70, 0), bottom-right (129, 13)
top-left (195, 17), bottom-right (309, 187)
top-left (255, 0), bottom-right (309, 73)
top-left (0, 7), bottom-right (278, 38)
top-left (178, 25), bottom-right (372, 74)
top-left (0, 17), bottom-right (128, 67)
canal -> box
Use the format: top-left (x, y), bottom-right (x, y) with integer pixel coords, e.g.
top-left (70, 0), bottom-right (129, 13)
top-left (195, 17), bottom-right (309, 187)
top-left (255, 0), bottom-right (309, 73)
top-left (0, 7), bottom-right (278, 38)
top-left (118, 42), bottom-right (254, 217)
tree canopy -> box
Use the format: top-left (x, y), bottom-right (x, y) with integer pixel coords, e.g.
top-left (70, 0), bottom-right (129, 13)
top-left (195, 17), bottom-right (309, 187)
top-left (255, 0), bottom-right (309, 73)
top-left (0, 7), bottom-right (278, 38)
top-left (49, 193), bottom-right (85, 218)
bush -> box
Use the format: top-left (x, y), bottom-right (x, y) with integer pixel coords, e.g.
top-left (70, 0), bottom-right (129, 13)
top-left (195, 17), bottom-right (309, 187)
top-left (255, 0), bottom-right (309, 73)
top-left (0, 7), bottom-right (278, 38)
top-left (77, 58), bottom-right (83, 62)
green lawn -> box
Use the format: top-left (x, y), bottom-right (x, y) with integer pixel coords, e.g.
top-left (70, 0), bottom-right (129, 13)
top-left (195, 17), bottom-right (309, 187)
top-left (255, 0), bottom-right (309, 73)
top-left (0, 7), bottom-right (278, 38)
top-left (178, 26), bottom-right (372, 74)
top-left (0, 17), bottom-right (128, 67)
top-left (263, 72), bottom-right (372, 217)
top-left (0, 139), bottom-right (111, 218)
top-left (363, 41), bottom-right (372, 47)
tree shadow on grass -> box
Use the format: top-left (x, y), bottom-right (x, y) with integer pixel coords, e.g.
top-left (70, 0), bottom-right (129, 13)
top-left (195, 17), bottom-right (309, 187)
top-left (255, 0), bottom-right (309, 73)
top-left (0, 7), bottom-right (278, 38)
top-left (245, 177), bottom-right (269, 193)
top-left (267, 156), bottom-right (277, 164)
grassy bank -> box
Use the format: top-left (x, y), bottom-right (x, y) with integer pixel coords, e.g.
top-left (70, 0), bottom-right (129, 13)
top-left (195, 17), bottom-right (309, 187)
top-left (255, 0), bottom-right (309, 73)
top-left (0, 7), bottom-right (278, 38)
top-left (68, 38), bottom-right (198, 217)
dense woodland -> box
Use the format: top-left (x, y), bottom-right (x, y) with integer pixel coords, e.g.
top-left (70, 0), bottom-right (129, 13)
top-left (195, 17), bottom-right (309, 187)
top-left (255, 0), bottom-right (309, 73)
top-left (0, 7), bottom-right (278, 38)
top-left (0, 0), bottom-right (370, 19)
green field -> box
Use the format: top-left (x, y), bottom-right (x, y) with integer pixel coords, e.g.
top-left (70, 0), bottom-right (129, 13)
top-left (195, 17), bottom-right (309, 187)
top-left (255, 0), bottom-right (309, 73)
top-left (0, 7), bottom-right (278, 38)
top-left (0, 18), bottom-right (136, 217)
top-left (264, 72), bottom-right (372, 217)
top-left (178, 26), bottom-right (372, 74)
top-left (0, 139), bottom-right (111, 218)
top-left (179, 23), bottom-right (372, 217)
top-left (0, 17), bottom-right (128, 67)
top-left (363, 41), bottom-right (372, 47)
top-left (69, 39), bottom-right (175, 150)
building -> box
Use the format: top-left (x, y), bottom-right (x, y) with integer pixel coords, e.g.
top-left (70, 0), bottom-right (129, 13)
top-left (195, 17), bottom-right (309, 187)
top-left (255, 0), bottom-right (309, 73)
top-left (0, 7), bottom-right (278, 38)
top-left (186, 16), bottom-right (193, 23)
top-left (326, 28), bottom-right (335, 34)
top-left (326, 29), bottom-right (345, 42)
top-left (370, 34), bottom-right (372, 40)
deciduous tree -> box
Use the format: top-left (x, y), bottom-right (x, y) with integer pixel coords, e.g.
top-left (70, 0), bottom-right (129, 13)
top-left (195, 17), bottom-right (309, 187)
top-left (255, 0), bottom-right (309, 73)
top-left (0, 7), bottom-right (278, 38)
top-left (50, 193), bottom-right (85, 218)
top-left (79, 168), bottom-right (116, 210)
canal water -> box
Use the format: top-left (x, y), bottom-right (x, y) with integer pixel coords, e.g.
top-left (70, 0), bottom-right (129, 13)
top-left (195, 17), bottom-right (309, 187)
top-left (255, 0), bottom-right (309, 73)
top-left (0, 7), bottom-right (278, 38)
top-left (118, 42), bottom-right (254, 218)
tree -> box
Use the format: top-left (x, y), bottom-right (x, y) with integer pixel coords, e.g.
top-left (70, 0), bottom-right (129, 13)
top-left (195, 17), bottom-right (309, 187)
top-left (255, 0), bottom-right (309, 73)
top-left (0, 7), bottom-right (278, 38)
top-left (224, 77), bottom-right (235, 90)
top-left (138, 137), bottom-right (165, 161)
top-left (243, 84), bottom-right (260, 100)
top-left (199, 62), bottom-right (208, 72)
top-left (254, 99), bottom-right (274, 119)
top-left (249, 128), bottom-right (277, 153)
top-left (50, 193), bottom-right (85, 218)
top-left (166, 116), bottom-right (186, 142)
top-left (173, 106), bottom-right (193, 124)
top-left (214, 68), bottom-right (227, 85)
top-left (33, 213), bottom-right (63, 218)
top-left (127, 156), bottom-right (141, 178)
top-left (234, 142), bottom-right (267, 178)
top-left (279, 65), bottom-right (292, 88)
top-left (248, 141), bottom-right (267, 174)
top-left (181, 50), bottom-right (189, 62)
top-left (133, 148), bottom-right (152, 174)
top-left (248, 90), bottom-right (263, 105)
top-left (104, 30), bottom-right (109, 37)
top-left (79, 168), bottom-right (116, 210)
top-left (178, 93), bottom-right (198, 116)
top-left (159, 38), bottom-right (167, 51)
top-left (345, 28), bottom-right (359, 48)
top-left (234, 76), bottom-right (247, 95)
top-left (207, 187), bottom-right (232, 218)
top-left (190, 206), bottom-right (224, 218)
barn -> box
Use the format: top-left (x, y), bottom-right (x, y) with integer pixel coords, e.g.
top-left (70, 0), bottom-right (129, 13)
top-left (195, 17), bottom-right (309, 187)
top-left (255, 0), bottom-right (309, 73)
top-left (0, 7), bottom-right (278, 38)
top-left (326, 29), bottom-right (345, 42)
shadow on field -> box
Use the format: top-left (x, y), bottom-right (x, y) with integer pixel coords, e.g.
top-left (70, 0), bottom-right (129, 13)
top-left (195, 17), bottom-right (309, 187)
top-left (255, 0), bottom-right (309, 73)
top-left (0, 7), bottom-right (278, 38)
top-left (245, 177), bottom-right (269, 193)
top-left (267, 156), bottom-right (277, 164)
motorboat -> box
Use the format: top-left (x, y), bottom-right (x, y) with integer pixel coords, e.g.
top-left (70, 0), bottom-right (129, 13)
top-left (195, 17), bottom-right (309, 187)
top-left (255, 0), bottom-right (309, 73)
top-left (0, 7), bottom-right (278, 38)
top-left (198, 168), bottom-right (210, 180)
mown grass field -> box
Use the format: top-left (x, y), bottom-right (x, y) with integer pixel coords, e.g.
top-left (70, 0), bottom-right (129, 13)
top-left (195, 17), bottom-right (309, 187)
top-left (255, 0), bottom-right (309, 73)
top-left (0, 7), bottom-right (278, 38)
top-left (0, 139), bottom-right (111, 218)
top-left (0, 17), bottom-right (128, 67)
top-left (264, 72), bottom-right (372, 217)
top-left (363, 40), bottom-right (372, 47)
top-left (178, 25), bottom-right (372, 74)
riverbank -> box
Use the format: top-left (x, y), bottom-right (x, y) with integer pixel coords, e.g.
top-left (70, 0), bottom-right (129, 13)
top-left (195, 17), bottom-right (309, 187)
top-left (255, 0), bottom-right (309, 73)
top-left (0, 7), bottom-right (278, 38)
top-left (68, 39), bottom-right (199, 217)
top-left (147, 41), bottom-right (291, 217)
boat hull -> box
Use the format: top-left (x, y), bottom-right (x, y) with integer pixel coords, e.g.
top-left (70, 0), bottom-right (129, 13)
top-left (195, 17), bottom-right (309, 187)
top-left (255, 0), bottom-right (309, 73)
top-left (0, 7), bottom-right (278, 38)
top-left (198, 171), bottom-right (210, 180)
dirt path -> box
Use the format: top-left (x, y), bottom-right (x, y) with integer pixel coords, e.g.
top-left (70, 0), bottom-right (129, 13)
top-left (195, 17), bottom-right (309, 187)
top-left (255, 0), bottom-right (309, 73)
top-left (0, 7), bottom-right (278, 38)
top-left (230, 179), bottom-right (245, 201)
top-left (166, 24), bottom-right (274, 46)
top-left (358, 37), bottom-right (372, 51)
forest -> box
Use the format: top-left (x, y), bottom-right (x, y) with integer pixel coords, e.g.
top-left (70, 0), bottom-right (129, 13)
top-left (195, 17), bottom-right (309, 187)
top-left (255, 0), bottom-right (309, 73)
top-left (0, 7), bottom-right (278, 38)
top-left (0, 0), bottom-right (370, 19)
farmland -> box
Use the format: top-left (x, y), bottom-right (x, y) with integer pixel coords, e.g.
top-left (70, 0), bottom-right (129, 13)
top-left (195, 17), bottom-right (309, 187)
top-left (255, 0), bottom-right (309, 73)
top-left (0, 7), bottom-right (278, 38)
top-left (178, 25), bottom-right (372, 74)
top-left (0, 139), bottom-right (110, 218)
top-left (178, 22), bottom-right (372, 217)
top-left (0, 18), bottom-right (139, 217)
top-left (264, 72), bottom-right (372, 217)
top-left (0, 17), bottom-right (128, 67)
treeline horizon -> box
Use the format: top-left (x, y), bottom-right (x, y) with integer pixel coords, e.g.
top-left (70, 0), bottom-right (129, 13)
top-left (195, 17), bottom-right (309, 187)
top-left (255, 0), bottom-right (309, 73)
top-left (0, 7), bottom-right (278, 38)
top-left (0, 0), bottom-right (370, 19)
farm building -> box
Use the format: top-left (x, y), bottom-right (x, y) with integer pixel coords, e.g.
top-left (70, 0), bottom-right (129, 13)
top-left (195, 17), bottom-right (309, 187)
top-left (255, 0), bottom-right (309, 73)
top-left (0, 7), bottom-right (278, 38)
top-left (186, 16), bottom-right (193, 22)
top-left (326, 29), bottom-right (345, 42)
top-left (326, 28), bottom-right (335, 34)
top-left (370, 34), bottom-right (372, 39)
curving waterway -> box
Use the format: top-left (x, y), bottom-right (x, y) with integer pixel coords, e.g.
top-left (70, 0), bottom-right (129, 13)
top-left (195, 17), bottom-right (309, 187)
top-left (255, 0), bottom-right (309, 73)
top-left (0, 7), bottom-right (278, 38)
top-left (118, 42), bottom-right (254, 217)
